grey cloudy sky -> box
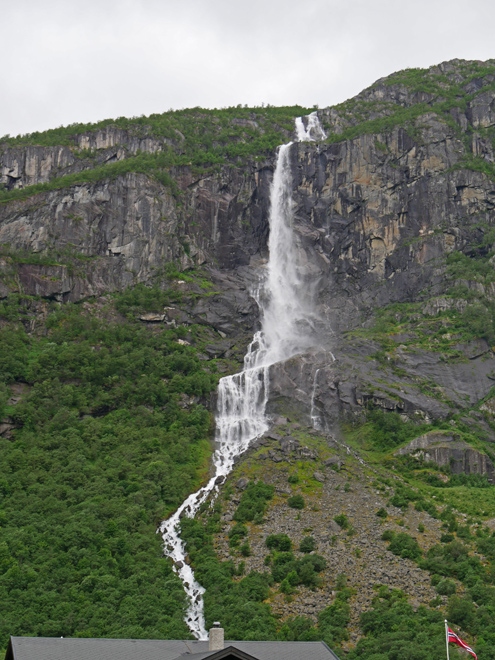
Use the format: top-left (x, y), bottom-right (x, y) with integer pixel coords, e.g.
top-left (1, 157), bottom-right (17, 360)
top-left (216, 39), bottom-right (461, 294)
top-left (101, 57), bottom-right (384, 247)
top-left (2, 0), bottom-right (494, 137)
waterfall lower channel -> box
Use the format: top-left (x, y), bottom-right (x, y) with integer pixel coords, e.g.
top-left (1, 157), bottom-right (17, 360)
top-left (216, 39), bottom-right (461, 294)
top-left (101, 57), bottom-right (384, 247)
top-left (159, 112), bottom-right (327, 640)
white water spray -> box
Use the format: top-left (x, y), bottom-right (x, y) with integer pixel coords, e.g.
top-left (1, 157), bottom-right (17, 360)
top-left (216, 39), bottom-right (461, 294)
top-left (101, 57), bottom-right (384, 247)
top-left (159, 113), bottom-right (327, 639)
top-left (295, 111), bottom-right (327, 142)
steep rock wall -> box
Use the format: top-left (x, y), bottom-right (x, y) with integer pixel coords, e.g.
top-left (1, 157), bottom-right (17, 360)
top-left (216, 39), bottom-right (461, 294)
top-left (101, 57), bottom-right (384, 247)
top-left (288, 121), bottom-right (495, 333)
top-left (395, 432), bottom-right (495, 481)
top-left (0, 162), bottom-right (271, 302)
top-left (0, 127), bottom-right (168, 190)
top-left (2, 61), bottom-right (495, 446)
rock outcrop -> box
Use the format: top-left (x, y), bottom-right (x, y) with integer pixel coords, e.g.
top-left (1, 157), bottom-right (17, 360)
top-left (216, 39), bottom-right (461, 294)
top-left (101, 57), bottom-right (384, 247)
top-left (395, 432), bottom-right (495, 482)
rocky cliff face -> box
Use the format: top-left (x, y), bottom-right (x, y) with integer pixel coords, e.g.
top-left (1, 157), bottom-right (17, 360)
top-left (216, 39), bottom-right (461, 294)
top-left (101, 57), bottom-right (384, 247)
top-left (395, 432), bottom-right (495, 481)
top-left (0, 162), bottom-right (270, 290)
top-left (2, 59), bottom-right (495, 462)
top-left (0, 128), bottom-right (166, 190)
top-left (266, 64), bottom-right (495, 447)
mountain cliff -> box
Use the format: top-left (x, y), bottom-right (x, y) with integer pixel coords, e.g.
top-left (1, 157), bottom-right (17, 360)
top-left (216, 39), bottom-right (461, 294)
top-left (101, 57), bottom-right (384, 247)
top-left (2, 60), bottom-right (495, 659)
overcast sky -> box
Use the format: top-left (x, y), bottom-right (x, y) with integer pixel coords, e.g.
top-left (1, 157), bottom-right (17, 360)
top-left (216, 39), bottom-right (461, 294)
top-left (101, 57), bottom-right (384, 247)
top-left (2, 0), bottom-right (495, 137)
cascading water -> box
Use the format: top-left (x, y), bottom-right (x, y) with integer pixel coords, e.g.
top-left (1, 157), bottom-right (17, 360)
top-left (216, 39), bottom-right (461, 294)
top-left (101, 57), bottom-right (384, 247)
top-left (159, 112), bottom-right (327, 640)
top-left (295, 112), bottom-right (327, 142)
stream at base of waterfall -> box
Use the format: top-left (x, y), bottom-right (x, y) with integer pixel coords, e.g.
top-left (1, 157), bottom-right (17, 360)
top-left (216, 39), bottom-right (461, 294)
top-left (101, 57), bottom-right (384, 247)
top-left (158, 113), bottom-right (327, 640)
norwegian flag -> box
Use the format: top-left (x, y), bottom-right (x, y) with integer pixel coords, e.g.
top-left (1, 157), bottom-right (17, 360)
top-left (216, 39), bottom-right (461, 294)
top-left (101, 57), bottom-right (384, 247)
top-left (448, 626), bottom-right (477, 660)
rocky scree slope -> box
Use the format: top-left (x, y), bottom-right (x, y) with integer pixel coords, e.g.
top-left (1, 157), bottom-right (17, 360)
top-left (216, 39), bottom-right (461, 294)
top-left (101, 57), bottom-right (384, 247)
top-left (188, 416), bottom-right (495, 658)
top-left (210, 424), bottom-right (452, 645)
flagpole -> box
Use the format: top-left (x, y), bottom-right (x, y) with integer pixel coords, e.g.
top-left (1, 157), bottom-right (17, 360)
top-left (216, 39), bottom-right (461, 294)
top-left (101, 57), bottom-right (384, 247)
top-left (445, 620), bottom-right (450, 660)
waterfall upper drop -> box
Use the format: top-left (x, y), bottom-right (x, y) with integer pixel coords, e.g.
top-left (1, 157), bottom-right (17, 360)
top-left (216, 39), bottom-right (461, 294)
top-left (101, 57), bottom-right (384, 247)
top-left (295, 111), bottom-right (327, 142)
top-left (159, 113), bottom-right (327, 640)
top-left (259, 143), bottom-right (317, 365)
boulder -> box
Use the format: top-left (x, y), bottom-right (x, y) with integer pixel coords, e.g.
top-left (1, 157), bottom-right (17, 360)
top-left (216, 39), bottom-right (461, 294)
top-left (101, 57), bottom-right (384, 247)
top-left (139, 313), bottom-right (165, 322)
top-left (324, 457), bottom-right (343, 469)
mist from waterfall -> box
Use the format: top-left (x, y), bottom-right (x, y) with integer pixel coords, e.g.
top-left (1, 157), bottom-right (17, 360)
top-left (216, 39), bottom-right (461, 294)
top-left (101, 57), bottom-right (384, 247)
top-left (159, 112), bottom-right (326, 640)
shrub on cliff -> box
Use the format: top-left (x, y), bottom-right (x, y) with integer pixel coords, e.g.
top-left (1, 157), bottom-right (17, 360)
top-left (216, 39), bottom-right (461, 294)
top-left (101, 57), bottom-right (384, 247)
top-left (421, 541), bottom-right (484, 583)
top-left (447, 595), bottom-right (477, 631)
top-left (299, 536), bottom-right (316, 553)
top-left (277, 615), bottom-right (321, 641)
top-left (234, 481), bottom-right (274, 523)
top-left (477, 536), bottom-right (495, 559)
top-left (271, 552), bottom-right (326, 588)
top-left (350, 588), bottom-right (445, 660)
top-left (436, 579), bottom-right (456, 595)
top-left (388, 532), bottom-right (423, 561)
top-left (381, 530), bottom-right (395, 542)
top-left (239, 571), bottom-right (272, 601)
top-left (287, 494), bottom-right (305, 510)
top-left (318, 590), bottom-right (351, 644)
top-left (276, 577), bottom-right (351, 646)
top-left (228, 524), bottom-right (248, 547)
top-left (366, 407), bottom-right (422, 450)
top-left (334, 514), bottom-right (349, 529)
top-left (266, 534), bottom-right (292, 551)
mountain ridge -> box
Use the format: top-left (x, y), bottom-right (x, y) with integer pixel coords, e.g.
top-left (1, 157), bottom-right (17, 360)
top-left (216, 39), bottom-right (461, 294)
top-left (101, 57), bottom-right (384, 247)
top-left (2, 58), bottom-right (495, 659)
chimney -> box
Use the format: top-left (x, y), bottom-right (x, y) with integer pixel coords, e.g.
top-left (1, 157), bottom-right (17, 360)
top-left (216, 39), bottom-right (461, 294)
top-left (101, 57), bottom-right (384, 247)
top-left (209, 622), bottom-right (224, 651)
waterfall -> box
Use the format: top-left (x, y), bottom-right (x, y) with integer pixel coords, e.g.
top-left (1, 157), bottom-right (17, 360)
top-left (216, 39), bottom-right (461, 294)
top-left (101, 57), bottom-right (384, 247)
top-left (159, 113), bottom-right (326, 640)
top-left (295, 111), bottom-right (327, 142)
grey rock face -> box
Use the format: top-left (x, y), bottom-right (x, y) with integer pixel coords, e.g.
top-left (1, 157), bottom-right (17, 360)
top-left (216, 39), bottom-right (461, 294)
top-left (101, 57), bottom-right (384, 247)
top-left (396, 432), bottom-right (495, 482)
top-left (0, 172), bottom-right (184, 290)
top-left (280, 437), bottom-right (300, 453)
top-left (0, 126), bottom-right (166, 191)
top-left (287, 130), bottom-right (495, 335)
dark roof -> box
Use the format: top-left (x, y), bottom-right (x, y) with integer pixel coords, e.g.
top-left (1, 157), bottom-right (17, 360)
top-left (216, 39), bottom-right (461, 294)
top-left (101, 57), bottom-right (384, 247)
top-left (6, 638), bottom-right (191, 660)
top-left (180, 646), bottom-right (259, 660)
top-left (6, 636), bottom-right (341, 660)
